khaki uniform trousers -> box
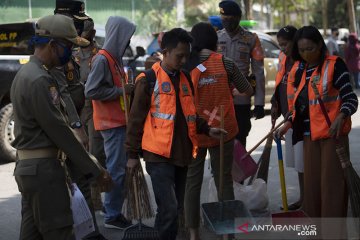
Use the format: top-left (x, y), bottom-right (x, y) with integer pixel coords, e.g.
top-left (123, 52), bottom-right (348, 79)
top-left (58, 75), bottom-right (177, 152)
top-left (14, 158), bottom-right (74, 240)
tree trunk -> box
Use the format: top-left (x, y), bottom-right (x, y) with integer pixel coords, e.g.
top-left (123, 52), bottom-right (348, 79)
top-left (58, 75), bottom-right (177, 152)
top-left (243, 0), bottom-right (253, 19)
top-left (321, 0), bottom-right (328, 36)
top-left (347, 0), bottom-right (357, 33)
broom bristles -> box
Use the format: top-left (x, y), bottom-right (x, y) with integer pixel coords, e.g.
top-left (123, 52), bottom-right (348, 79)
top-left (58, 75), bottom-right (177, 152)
top-left (123, 165), bottom-right (154, 220)
top-left (336, 143), bottom-right (360, 229)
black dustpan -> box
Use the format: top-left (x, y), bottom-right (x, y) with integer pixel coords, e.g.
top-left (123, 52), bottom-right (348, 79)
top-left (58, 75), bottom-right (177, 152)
top-left (122, 175), bottom-right (159, 240)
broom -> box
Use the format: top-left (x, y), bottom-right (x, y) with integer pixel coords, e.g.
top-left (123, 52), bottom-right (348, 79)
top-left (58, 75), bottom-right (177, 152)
top-left (120, 72), bottom-right (154, 221)
top-left (122, 173), bottom-right (159, 240)
top-left (310, 80), bottom-right (360, 219)
top-left (246, 114), bottom-right (290, 184)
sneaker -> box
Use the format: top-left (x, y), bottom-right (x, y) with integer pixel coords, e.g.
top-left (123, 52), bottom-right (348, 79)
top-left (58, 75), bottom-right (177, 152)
top-left (104, 215), bottom-right (132, 230)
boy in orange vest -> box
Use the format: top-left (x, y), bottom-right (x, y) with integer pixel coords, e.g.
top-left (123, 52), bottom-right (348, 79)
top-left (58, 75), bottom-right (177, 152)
top-left (125, 28), bottom-right (226, 240)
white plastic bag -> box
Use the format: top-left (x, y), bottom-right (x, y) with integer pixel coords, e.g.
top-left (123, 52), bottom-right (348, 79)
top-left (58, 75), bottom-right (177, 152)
top-left (207, 178), bottom-right (269, 211)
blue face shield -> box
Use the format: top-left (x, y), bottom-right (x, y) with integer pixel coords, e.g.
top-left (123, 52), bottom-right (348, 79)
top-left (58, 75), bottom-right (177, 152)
top-left (54, 41), bottom-right (73, 66)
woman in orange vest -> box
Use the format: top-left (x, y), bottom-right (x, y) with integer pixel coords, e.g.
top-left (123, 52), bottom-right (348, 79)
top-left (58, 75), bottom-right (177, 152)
top-left (183, 22), bottom-right (253, 240)
top-left (271, 26), bottom-right (304, 211)
top-left (276, 26), bottom-right (358, 237)
top-left (125, 28), bottom-right (226, 240)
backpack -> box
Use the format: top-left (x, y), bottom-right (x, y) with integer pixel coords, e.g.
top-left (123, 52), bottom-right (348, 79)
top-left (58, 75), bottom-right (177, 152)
top-left (129, 68), bottom-right (194, 108)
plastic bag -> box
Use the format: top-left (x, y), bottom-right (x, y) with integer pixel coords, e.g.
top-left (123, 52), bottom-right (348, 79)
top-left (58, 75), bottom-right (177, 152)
top-left (207, 178), bottom-right (269, 211)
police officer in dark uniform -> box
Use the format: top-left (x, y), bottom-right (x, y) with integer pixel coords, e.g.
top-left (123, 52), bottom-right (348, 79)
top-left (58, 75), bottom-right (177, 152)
top-left (11, 14), bottom-right (112, 240)
top-left (52, 1), bottom-right (108, 239)
top-left (217, 0), bottom-right (266, 148)
top-left (74, 18), bottom-right (106, 211)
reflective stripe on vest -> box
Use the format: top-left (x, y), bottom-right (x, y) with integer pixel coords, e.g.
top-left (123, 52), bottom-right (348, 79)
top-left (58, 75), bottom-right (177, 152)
top-left (92, 49), bottom-right (127, 130)
top-left (290, 55), bottom-right (351, 140)
top-left (141, 62), bottom-right (198, 158)
top-left (191, 52), bottom-right (238, 147)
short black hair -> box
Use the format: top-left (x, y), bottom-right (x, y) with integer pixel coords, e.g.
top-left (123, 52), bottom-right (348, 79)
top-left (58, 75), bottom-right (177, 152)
top-left (291, 26), bottom-right (327, 72)
top-left (160, 28), bottom-right (193, 51)
top-left (277, 25), bottom-right (297, 41)
top-left (191, 22), bottom-right (218, 52)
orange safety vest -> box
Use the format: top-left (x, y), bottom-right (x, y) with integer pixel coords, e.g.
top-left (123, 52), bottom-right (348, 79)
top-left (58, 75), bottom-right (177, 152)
top-left (139, 62), bottom-right (198, 158)
top-left (92, 49), bottom-right (128, 130)
top-left (275, 52), bottom-right (299, 113)
top-left (287, 55), bottom-right (351, 140)
top-left (191, 52), bottom-right (238, 147)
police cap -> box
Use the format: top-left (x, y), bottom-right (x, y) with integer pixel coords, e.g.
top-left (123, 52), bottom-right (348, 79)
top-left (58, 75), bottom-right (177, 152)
top-left (54, 0), bottom-right (89, 20)
top-left (219, 1), bottom-right (242, 17)
top-left (36, 15), bottom-right (89, 47)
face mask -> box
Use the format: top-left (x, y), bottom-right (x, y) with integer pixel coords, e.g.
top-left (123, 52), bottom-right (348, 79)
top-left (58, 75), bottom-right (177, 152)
top-left (55, 42), bottom-right (72, 66)
top-left (300, 49), bottom-right (321, 64)
top-left (222, 19), bottom-right (239, 33)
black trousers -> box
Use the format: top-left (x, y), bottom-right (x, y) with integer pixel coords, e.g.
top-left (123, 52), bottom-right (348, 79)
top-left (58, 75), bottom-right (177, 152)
top-left (234, 104), bottom-right (252, 148)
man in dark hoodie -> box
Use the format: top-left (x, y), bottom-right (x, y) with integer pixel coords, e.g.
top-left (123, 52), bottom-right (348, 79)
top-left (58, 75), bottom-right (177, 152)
top-left (85, 16), bottom-right (134, 230)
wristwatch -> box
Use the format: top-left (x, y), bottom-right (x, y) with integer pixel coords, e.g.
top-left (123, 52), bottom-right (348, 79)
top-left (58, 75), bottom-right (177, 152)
top-left (71, 121), bottom-right (82, 129)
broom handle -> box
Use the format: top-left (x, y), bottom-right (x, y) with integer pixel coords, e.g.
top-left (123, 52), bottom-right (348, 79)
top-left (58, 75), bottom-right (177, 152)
top-left (219, 105), bottom-right (224, 202)
top-left (121, 75), bottom-right (129, 124)
top-left (241, 113), bottom-right (290, 160)
top-left (133, 175), bottom-right (141, 223)
top-left (310, 81), bottom-right (332, 127)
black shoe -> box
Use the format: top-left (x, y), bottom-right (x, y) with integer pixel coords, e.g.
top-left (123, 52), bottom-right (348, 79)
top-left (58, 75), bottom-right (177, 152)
top-left (104, 215), bottom-right (132, 230)
top-left (83, 233), bottom-right (108, 240)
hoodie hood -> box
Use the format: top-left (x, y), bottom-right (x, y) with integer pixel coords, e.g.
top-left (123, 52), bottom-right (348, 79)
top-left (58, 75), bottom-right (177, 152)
top-left (103, 16), bottom-right (136, 64)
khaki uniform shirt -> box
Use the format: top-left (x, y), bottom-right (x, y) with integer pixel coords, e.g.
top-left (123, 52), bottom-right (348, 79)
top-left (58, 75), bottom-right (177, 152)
top-left (217, 27), bottom-right (265, 106)
top-left (10, 56), bottom-right (101, 179)
top-left (50, 56), bottom-right (84, 127)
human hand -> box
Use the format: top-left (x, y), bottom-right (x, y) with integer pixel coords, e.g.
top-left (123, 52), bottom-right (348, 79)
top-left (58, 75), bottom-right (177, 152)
top-left (273, 121), bottom-right (292, 140)
top-left (124, 84), bottom-right (135, 94)
top-left (127, 158), bottom-right (140, 175)
top-left (209, 128), bottom-right (228, 139)
top-left (329, 113), bottom-right (345, 138)
top-left (97, 169), bottom-right (114, 192)
top-left (253, 105), bottom-right (265, 120)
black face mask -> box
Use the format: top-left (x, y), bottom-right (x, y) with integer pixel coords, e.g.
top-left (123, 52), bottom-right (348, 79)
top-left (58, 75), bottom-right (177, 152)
top-left (222, 19), bottom-right (239, 33)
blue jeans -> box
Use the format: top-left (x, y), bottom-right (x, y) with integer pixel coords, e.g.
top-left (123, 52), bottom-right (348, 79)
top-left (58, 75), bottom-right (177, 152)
top-left (100, 126), bottom-right (127, 222)
top-left (146, 162), bottom-right (187, 240)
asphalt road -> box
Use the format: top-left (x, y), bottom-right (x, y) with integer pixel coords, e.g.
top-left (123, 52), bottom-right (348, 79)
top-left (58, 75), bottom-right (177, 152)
top-left (1, 91), bottom-right (359, 239)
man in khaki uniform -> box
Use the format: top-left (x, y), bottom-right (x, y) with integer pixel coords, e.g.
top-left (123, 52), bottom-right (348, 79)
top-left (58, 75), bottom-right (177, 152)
top-left (11, 15), bottom-right (112, 240)
top-left (217, 0), bottom-right (265, 147)
top-left (74, 18), bottom-right (106, 211)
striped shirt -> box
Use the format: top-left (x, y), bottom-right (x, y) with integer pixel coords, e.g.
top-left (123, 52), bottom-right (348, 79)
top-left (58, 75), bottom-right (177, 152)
top-left (199, 50), bottom-right (251, 94)
top-left (295, 58), bottom-right (358, 136)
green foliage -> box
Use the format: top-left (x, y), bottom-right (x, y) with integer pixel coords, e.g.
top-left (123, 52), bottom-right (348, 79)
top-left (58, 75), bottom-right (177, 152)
top-left (310, 0), bottom-right (349, 28)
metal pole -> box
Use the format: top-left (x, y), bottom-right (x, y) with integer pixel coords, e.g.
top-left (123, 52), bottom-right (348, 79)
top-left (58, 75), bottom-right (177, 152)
top-left (28, 0), bottom-right (32, 20)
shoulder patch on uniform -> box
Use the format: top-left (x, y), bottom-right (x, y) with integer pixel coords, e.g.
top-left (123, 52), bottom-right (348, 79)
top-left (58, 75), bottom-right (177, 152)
top-left (161, 82), bottom-right (171, 93)
top-left (182, 84), bottom-right (189, 95)
top-left (49, 86), bottom-right (60, 105)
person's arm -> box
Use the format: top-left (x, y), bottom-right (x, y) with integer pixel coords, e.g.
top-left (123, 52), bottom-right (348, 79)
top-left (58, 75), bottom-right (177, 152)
top-left (251, 34), bottom-right (266, 119)
top-left (125, 76), bottom-right (151, 159)
top-left (50, 68), bottom-right (81, 128)
top-left (85, 55), bottom-right (123, 101)
top-left (333, 58), bottom-right (358, 117)
top-left (223, 56), bottom-right (253, 96)
top-left (29, 76), bottom-right (101, 180)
